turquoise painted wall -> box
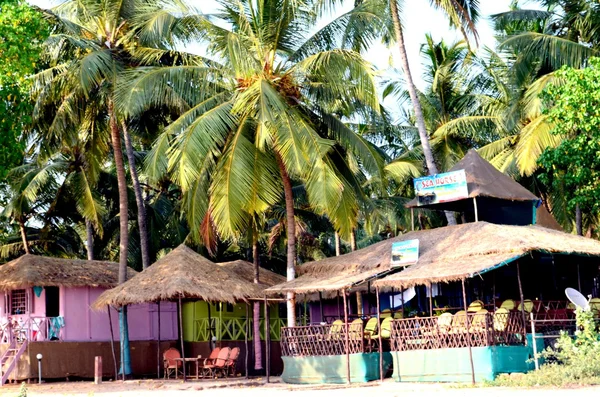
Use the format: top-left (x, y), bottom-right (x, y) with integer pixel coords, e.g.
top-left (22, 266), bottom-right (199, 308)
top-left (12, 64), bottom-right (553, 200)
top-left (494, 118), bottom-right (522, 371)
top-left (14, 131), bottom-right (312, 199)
top-left (282, 352), bottom-right (392, 384)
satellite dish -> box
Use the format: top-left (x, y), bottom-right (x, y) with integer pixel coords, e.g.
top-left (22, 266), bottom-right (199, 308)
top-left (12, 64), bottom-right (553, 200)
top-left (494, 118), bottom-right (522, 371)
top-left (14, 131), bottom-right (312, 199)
top-left (565, 287), bottom-right (590, 310)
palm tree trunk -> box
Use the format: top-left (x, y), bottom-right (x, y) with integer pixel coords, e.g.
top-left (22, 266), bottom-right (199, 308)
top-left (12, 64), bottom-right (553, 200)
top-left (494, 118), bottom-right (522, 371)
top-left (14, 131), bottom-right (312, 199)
top-left (350, 230), bottom-right (363, 315)
top-left (86, 220), bottom-right (94, 260)
top-left (276, 154), bottom-right (296, 327)
top-left (122, 122), bottom-right (150, 270)
top-left (334, 231), bottom-right (341, 256)
top-left (252, 231), bottom-right (263, 371)
top-left (108, 99), bottom-right (131, 376)
top-left (389, 0), bottom-right (455, 226)
top-left (19, 219), bottom-right (30, 254)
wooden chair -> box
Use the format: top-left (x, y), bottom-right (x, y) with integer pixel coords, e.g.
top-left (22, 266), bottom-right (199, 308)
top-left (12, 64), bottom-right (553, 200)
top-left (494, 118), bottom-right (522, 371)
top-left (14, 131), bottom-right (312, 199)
top-left (223, 347), bottom-right (240, 377)
top-left (364, 318), bottom-right (378, 337)
top-left (467, 300), bottom-right (484, 313)
top-left (437, 312), bottom-right (453, 334)
top-left (589, 298), bottom-right (600, 316)
top-left (202, 346), bottom-right (231, 378)
top-left (370, 317), bottom-right (392, 340)
top-left (349, 319), bottom-right (364, 340)
top-left (500, 299), bottom-right (515, 310)
top-left (493, 308), bottom-right (510, 332)
top-left (449, 310), bottom-right (468, 334)
top-left (163, 348), bottom-right (182, 379)
top-left (328, 319), bottom-right (344, 340)
top-left (197, 347), bottom-right (221, 377)
top-left (380, 309), bottom-right (392, 318)
top-left (469, 309), bottom-right (489, 333)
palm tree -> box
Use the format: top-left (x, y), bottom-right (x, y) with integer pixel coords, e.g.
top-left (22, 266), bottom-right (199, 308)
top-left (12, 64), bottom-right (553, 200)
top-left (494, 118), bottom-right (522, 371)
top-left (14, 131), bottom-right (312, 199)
top-left (388, 0), bottom-right (480, 225)
top-left (35, 0), bottom-right (199, 375)
top-left (119, 0), bottom-right (387, 327)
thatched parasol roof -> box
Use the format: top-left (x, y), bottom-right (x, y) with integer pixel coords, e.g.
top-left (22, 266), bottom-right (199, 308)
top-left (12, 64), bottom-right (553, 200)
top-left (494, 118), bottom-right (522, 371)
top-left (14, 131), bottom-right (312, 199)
top-left (94, 245), bottom-right (283, 308)
top-left (0, 254), bottom-right (135, 290)
top-left (267, 222), bottom-right (600, 294)
top-left (406, 149), bottom-right (539, 209)
top-left (217, 260), bottom-right (285, 299)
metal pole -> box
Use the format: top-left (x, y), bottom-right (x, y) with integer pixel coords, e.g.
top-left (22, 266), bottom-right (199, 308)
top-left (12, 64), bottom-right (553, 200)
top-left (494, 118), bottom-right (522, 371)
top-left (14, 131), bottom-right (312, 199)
top-left (264, 297), bottom-right (270, 383)
top-left (37, 357), bottom-right (42, 384)
top-left (411, 208), bottom-right (414, 231)
top-left (178, 296), bottom-right (186, 381)
top-left (462, 279), bottom-right (476, 384)
top-left (245, 303), bottom-right (249, 379)
top-left (319, 292), bottom-right (324, 323)
top-left (376, 286), bottom-right (383, 382)
top-left (107, 305), bottom-right (118, 381)
top-left (343, 289), bottom-right (350, 384)
top-left (473, 197), bottom-right (479, 222)
top-left (530, 312), bottom-right (539, 370)
top-left (516, 262), bottom-right (527, 345)
top-left (157, 301), bottom-right (161, 379)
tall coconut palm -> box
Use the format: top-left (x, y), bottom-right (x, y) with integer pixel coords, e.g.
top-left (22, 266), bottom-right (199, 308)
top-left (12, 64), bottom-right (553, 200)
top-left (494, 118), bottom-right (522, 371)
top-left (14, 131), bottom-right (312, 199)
top-left (118, 0), bottom-right (388, 327)
top-left (34, 0), bottom-right (200, 375)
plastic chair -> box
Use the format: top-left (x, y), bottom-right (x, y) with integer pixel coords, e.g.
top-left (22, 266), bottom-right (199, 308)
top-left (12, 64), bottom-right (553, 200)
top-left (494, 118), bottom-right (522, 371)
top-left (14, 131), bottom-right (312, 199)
top-left (163, 348), bottom-right (183, 379)
top-left (500, 299), bottom-right (515, 310)
top-left (469, 309), bottom-right (489, 333)
top-left (493, 308), bottom-right (510, 332)
top-left (517, 299), bottom-right (534, 313)
top-left (202, 346), bottom-right (231, 378)
top-left (467, 300), bottom-right (484, 313)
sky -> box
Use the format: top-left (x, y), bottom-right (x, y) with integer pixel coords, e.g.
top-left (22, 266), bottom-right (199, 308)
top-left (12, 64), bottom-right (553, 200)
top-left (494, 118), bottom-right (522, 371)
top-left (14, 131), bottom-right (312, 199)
top-left (28, 0), bottom-right (540, 90)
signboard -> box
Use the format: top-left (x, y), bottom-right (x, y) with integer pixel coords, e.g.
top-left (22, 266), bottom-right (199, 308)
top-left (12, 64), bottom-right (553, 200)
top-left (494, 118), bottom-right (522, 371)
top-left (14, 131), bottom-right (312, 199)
top-left (414, 169), bottom-right (468, 206)
top-left (391, 239), bottom-right (419, 267)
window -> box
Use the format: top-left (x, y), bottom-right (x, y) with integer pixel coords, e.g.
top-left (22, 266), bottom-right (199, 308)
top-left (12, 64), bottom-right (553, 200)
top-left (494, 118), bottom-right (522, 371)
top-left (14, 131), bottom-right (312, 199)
top-left (11, 289), bottom-right (27, 315)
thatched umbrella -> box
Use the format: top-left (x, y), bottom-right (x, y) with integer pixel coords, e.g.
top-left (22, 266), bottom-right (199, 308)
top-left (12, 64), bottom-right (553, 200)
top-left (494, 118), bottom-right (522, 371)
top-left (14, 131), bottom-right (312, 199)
top-left (94, 245), bottom-right (283, 380)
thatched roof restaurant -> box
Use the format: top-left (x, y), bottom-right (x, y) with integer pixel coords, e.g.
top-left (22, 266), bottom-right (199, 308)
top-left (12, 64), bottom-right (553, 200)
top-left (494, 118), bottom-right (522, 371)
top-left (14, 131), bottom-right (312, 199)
top-left (94, 245), bottom-right (284, 308)
top-left (217, 260), bottom-right (286, 299)
top-left (267, 222), bottom-right (600, 295)
top-left (0, 254), bottom-right (136, 290)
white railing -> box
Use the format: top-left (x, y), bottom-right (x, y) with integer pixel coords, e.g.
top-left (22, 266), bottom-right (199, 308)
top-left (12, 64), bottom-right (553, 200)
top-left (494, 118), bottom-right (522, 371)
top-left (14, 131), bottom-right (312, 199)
top-left (0, 316), bottom-right (64, 343)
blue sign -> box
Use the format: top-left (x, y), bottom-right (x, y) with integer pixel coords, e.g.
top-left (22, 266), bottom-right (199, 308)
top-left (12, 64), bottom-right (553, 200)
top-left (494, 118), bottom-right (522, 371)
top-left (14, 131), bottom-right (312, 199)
top-left (414, 170), bottom-right (468, 206)
top-left (391, 239), bottom-right (419, 267)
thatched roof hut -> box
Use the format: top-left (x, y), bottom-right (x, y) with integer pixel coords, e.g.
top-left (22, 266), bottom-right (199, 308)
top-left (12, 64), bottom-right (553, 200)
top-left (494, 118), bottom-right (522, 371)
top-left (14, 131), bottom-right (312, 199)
top-left (0, 254), bottom-right (135, 290)
top-left (217, 260), bottom-right (285, 299)
top-left (94, 245), bottom-right (284, 308)
top-left (267, 222), bottom-right (600, 295)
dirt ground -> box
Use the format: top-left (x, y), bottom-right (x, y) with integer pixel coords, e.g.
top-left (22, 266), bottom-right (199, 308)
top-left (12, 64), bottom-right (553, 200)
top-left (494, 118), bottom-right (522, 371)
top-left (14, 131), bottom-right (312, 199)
top-left (1, 378), bottom-right (600, 397)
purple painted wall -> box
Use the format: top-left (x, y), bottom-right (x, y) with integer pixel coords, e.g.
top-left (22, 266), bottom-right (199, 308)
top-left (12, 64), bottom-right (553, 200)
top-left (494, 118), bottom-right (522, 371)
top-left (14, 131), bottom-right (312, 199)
top-left (0, 286), bottom-right (178, 342)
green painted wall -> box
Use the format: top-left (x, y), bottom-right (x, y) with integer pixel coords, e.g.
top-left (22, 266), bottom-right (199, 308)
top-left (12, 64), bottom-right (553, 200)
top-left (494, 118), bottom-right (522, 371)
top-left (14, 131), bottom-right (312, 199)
top-left (281, 352), bottom-right (392, 384)
top-left (392, 344), bottom-right (533, 383)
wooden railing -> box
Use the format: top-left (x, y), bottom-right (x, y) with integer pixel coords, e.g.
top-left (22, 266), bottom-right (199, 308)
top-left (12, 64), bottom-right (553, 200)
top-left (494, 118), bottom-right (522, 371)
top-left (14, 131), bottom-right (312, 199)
top-left (389, 312), bottom-right (526, 352)
top-left (192, 317), bottom-right (286, 342)
top-left (0, 317), bottom-right (64, 343)
top-left (280, 323), bottom-right (365, 357)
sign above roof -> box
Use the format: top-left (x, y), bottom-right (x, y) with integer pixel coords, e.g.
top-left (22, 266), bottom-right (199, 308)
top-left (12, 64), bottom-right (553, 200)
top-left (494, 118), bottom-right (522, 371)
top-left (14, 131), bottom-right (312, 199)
top-left (413, 169), bottom-right (468, 206)
top-left (391, 239), bottom-right (420, 267)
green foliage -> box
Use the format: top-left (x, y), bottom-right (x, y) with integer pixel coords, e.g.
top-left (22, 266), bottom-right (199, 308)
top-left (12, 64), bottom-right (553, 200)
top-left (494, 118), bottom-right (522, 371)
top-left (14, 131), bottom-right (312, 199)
top-left (492, 308), bottom-right (600, 387)
top-left (18, 381), bottom-right (27, 397)
top-left (539, 58), bottom-right (600, 215)
top-left (0, 0), bottom-right (50, 181)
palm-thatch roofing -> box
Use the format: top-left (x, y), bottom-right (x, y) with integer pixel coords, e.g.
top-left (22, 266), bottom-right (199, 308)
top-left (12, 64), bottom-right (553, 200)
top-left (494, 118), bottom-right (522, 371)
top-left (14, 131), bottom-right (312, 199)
top-left (94, 245), bottom-right (285, 308)
top-left (267, 222), bottom-right (600, 295)
top-left (406, 149), bottom-right (539, 210)
top-left (217, 260), bottom-right (286, 297)
top-left (0, 254), bottom-right (135, 290)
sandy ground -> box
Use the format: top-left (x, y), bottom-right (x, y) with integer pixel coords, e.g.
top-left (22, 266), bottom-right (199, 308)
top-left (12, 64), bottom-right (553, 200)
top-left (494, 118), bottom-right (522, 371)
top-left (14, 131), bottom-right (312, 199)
top-left (1, 378), bottom-right (600, 397)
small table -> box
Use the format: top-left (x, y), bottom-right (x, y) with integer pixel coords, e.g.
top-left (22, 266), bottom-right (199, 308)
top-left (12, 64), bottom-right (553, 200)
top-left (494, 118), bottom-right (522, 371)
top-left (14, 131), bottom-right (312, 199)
top-left (174, 357), bottom-right (201, 380)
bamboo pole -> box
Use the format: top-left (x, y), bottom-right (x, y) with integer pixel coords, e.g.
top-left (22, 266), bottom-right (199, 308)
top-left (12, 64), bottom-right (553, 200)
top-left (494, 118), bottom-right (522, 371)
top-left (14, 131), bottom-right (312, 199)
top-left (462, 279), bottom-right (475, 384)
top-left (245, 303), bottom-right (249, 379)
top-left (107, 306), bottom-right (118, 381)
top-left (473, 197), bottom-right (479, 222)
top-left (178, 296), bottom-right (186, 381)
top-left (343, 289), bottom-right (351, 384)
top-left (376, 286), bottom-right (383, 382)
top-left (516, 262), bottom-right (527, 345)
top-left (157, 301), bottom-right (161, 379)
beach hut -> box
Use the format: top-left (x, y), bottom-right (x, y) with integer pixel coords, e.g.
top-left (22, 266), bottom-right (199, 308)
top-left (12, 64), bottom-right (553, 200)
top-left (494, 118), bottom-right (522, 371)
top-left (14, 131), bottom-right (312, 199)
top-left (0, 254), bottom-right (178, 384)
top-left (267, 222), bottom-right (600, 384)
top-left (94, 245), bottom-right (285, 379)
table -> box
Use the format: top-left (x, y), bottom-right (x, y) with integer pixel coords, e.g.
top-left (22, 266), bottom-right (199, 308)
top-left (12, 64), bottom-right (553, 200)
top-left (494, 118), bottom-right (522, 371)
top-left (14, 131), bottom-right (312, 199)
top-left (174, 357), bottom-right (201, 380)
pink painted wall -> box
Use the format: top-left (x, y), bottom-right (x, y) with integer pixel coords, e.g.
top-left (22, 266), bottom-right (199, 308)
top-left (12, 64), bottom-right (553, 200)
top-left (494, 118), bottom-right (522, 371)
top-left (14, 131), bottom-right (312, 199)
top-left (0, 286), bottom-right (46, 321)
top-left (62, 287), bottom-right (178, 342)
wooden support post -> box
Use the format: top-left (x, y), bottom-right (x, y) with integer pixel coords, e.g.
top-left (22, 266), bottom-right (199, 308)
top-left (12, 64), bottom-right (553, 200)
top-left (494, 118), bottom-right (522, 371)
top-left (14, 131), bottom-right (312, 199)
top-left (245, 303), bottom-right (249, 379)
top-left (411, 208), bottom-right (414, 231)
top-left (342, 289), bottom-right (351, 384)
top-left (429, 286), bottom-right (434, 316)
top-left (462, 279), bottom-right (476, 385)
top-left (516, 262), bottom-right (527, 345)
top-left (94, 356), bottom-right (102, 384)
top-left (157, 301), bottom-right (161, 379)
top-left (107, 306), bottom-right (118, 381)
top-left (376, 286), bottom-right (383, 382)
top-left (356, 291), bottom-right (364, 317)
top-left (530, 312), bottom-right (539, 370)
top-left (319, 292), bottom-right (324, 323)
top-left (473, 197), bottom-right (479, 222)
top-left (264, 297), bottom-right (270, 383)
top-left (178, 296), bottom-right (186, 381)
top-left (337, 291), bottom-right (341, 318)
top-left (400, 287), bottom-right (405, 316)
